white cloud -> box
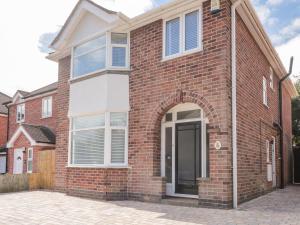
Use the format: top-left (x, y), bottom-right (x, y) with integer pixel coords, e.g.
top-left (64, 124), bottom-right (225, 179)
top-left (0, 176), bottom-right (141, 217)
top-left (276, 35), bottom-right (300, 80)
top-left (253, 3), bottom-right (271, 25)
top-left (267, 0), bottom-right (284, 6)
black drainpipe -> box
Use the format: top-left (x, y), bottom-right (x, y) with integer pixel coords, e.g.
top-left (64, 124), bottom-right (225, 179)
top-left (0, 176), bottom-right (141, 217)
top-left (279, 56), bottom-right (294, 189)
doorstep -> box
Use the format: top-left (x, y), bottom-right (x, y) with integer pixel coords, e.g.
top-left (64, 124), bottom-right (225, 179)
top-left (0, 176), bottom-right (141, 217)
top-left (161, 196), bottom-right (199, 208)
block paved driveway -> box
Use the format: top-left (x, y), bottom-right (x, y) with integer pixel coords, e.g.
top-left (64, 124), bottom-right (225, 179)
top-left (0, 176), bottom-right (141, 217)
top-left (0, 186), bottom-right (299, 225)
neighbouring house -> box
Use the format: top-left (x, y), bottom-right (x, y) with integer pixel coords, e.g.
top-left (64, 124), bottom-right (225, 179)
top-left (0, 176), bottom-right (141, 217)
top-left (0, 92), bottom-right (12, 174)
top-left (3, 83), bottom-right (57, 175)
top-left (47, 0), bottom-right (298, 208)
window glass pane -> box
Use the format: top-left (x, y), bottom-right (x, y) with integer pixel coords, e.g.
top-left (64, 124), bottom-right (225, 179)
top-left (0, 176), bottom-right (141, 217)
top-left (166, 113), bottom-right (173, 122)
top-left (28, 149), bottom-right (33, 159)
top-left (177, 109), bottom-right (201, 120)
top-left (166, 18), bottom-right (180, 56)
top-left (110, 112), bottom-right (127, 126)
top-left (72, 129), bottom-right (105, 165)
top-left (112, 47), bottom-right (126, 67)
top-left (73, 47), bottom-right (106, 77)
top-left (27, 161), bottom-right (33, 172)
top-left (74, 36), bottom-right (106, 57)
top-left (111, 129), bottom-right (125, 163)
top-left (185, 10), bottom-right (199, 51)
top-left (111, 33), bottom-right (127, 44)
top-left (73, 114), bottom-right (105, 130)
top-left (165, 127), bottom-right (172, 183)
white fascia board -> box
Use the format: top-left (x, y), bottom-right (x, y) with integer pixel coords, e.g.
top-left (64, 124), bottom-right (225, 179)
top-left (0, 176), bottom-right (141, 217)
top-left (7, 126), bottom-right (36, 148)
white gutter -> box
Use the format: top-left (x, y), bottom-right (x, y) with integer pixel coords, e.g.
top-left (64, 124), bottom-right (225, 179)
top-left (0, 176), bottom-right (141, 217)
top-left (231, 0), bottom-right (243, 209)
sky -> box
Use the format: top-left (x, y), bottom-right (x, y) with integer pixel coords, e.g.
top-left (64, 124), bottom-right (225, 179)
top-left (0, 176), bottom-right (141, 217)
top-left (0, 0), bottom-right (299, 96)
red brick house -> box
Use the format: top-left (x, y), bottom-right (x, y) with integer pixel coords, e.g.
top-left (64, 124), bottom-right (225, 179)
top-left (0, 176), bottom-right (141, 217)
top-left (4, 83), bottom-right (57, 174)
top-left (47, 0), bottom-right (298, 208)
top-left (0, 92), bottom-right (12, 174)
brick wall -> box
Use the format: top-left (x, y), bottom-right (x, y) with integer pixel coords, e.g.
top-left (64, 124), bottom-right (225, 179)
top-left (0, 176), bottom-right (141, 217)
top-left (129, 0), bottom-right (233, 207)
top-left (8, 94), bottom-right (57, 140)
top-left (235, 14), bottom-right (293, 203)
top-left (0, 115), bottom-right (8, 146)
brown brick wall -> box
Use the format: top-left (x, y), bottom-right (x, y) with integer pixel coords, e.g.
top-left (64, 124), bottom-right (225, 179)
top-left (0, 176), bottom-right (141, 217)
top-left (0, 115), bottom-right (8, 146)
top-left (129, 0), bottom-right (233, 207)
top-left (8, 93), bottom-right (57, 139)
top-left (235, 14), bottom-right (293, 203)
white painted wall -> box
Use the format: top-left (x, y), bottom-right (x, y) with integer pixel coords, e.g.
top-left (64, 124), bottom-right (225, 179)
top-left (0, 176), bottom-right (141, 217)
top-left (69, 74), bottom-right (129, 117)
top-left (69, 12), bottom-right (109, 46)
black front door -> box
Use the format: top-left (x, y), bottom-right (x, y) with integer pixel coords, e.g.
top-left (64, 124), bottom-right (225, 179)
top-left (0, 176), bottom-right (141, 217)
top-left (175, 122), bottom-right (201, 195)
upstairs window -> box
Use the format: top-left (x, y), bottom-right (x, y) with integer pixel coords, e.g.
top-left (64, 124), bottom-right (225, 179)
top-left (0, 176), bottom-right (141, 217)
top-left (263, 76), bottom-right (268, 106)
top-left (111, 33), bottom-right (128, 68)
top-left (17, 104), bottom-right (25, 123)
top-left (72, 33), bottom-right (129, 78)
top-left (73, 35), bottom-right (106, 78)
top-left (269, 67), bottom-right (274, 90)
top-left (42, 96), bottom-right (53, 118)
top-left (164, 9), bottom-right (202, 59)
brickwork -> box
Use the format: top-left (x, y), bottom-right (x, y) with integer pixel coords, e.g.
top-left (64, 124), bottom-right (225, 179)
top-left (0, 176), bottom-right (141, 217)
top-left (8, 94), bottom-right (57, 140)
top-left (235, 14), bottom-right (292, 203)
top-left (53, 0), bottom-right (294, 208)
top-left (0, 115), bottom-right (8, 146)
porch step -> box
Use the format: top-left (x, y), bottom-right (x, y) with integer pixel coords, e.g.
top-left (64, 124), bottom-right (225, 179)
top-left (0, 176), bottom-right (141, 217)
top-left (161, 197), bottom-right (199, 208)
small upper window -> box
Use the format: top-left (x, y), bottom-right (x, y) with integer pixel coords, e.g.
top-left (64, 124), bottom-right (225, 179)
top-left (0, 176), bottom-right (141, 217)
top-left (263, 76), bottom-right (268, 106)
top-left (42, 96), bottom-right (53, 118)
top-left (111, 33), bottom-right (128, 67)
top-left (164, 9), bottom-right (201, 58)
top-left (73, 35), bottom-right (106, 78)
top-left (269, 67), bottom-right (274, 90)
top-left (17, 104), bottom-right (25, 123)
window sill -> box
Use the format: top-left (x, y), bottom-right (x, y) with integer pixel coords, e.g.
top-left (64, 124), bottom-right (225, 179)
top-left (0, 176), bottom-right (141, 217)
top-left (41, 116), bottom-right (52, 119)
top-left (69, 68), bottom-right (131, 84)
top-left (66, 165), bottom-right (130, 169)
top-left (161, 47), bottom-right (203, 63)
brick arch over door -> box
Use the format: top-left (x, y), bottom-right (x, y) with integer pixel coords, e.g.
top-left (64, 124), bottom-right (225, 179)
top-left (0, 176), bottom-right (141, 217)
top-left (145, 90), bottom-right (221, 177)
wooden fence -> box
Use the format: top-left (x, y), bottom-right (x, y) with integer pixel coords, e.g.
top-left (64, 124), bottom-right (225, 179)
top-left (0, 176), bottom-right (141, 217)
top-left (0, 150), bottom-right (55, 193)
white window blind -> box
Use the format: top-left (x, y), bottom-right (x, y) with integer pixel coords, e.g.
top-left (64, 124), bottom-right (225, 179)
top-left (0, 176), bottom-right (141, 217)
top-left (27, 148), bottom-right (33, 173)
top-left (185, 10), bottom-right (199, 51)
top-left (71, 115), bottom-right (105, 165)
top-left (73, 35), bottom-right (106, 78)
top-left (111, 33), bottom-right (128, 67)
top-left (165, 18), bottom-right (180, 56)
top-left (70, 112), bottom-right (128, 167)
top-left (17, 104), bottom-right (25, 122)
top-left (263, 77), bottom-right (268, 106)
top-left (42, 96), bottom-right (52, 118)
top-left (111, 129), bottom-right (125, 163)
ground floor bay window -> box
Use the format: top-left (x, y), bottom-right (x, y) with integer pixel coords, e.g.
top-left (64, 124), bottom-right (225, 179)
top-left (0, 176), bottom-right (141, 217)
top-left (69, 112), bottom-right (128, 167)
top-left (161, 103), bottom-right (209, 198)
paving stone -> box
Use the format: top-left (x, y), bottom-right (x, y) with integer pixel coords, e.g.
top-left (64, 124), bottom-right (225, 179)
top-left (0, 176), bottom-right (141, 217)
top-left (0, 186), bottom-right (299, 225)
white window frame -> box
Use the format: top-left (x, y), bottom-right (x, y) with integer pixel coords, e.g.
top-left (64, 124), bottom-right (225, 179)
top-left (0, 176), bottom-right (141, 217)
top-left (269, 67), bottom-right (274, 90)
top-left (266, 140), bottom-right (270, 163)
top-left (109, 32), bottom-right (130, 70)
top-left (42, 96), bottom-right (53, 118)
top-left (68, 112), bottom-right (128, 168)
top-left (16, 104), bottom-right (25, 123)
top-left (27, 148), bottom-right (33, 173)
top-left (71, 32), bottom-right (130, 80)
top-left (263, 76), bottom-right (268, 107)
top-left (162, 7), bottom-right (203, 61)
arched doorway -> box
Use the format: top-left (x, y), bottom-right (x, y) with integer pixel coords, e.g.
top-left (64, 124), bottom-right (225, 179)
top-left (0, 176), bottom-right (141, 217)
top-left (161, 103), bottom-right (209, 198)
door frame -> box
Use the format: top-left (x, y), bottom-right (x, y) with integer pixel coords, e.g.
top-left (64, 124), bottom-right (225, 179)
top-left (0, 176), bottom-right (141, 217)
top-left (161, 103), bottom-right (208, 198)
top-left (271, 136), bottom-right (276, 188)
top-left (13, 148), bottom-right (24, 174)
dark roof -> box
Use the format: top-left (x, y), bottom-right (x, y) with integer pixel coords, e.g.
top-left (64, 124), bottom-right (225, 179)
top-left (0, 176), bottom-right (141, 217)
top-left (0, 92), bottom-right (12, 114)
top-left (22, 124), bottom-right (56, 144)
top-left (23, 82), bottom-right (57, 99)
top-left (18, 90), bottom-right (30, 96)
